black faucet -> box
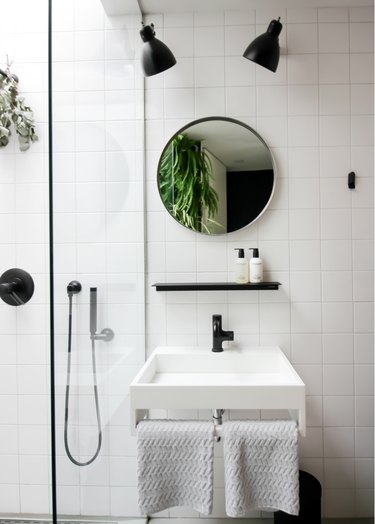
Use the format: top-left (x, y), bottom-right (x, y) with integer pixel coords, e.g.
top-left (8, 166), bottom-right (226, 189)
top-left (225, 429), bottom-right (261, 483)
top-left (212, 314), bottom-right (234, 352)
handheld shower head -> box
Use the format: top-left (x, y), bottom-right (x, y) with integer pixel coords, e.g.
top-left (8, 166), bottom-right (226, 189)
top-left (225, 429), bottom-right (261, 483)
top-left (89, 287), bottom-right (114, 341)
top-left (90, 287), bottom-right (97, 337)
top-left (67, 281), bottom-right (82, 296)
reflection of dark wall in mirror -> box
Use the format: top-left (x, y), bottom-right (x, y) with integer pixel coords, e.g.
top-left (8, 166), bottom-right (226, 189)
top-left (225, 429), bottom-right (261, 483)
top-left (226, 170), bottom-right (274, 233)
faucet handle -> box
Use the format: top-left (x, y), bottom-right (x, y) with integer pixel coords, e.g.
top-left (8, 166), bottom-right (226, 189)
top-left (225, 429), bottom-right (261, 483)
top-left (212, 314), bottom-right (222, 336)
top-left (212, 314), bottom-right (234, 352)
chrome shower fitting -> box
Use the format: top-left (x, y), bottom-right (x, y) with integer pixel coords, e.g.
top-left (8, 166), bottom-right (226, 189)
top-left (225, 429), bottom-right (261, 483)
top-left (213, 409), bottom-right (225, 425)
top-left (90, 287), bottom-right (114, 342)
top-left (213, 409), bottom-right (225, 442)
top-left (65, 280), bottom-right (103, 466)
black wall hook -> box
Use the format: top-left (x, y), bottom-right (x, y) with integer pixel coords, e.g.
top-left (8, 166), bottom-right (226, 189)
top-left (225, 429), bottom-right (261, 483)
top-left (348, 171), bottom-right (355, 189)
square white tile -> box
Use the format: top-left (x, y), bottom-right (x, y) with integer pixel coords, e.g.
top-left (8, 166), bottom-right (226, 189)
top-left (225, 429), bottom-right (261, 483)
top-left (319, 85), bottom-right (350, 115)
top-left (225, 25), bottom-right (254, 56)
top-left (226, 86), bottom-right (256, 116)
top-left (349, 22), bottom-right (374, 52)
top-left (319, 54), bottom-right (349, 84)
top-left (257, 85), bottom-right (287, 116)
top-left (291, 333), bottom-right (322, 363)
top-left (289, 178), bottom-right (319, 209)
top-left (323, 333), bottom-right (354, 364)
top-left (287, 54), bottom-right (318, 84)
top-left (290, 240), bottom-right (321, 271)
top-left (290, 209), bottom-right (320, 239)
top-left (324, 427), bottom-right (354, 457)
top-left (320, 115), bottom-right (350, 146)
top-left (195, 88), bottom-right (225, 117)
top-left (325, 458), bottom-right (355, 488)
top-left (350, 53), bottom-right (374, 84)
top-left (291, 302), bottom-right (322, 333)
top-left (318, 22), bottom-right (349, 53)
top-left (195, 26), bottom-right (224, 56)
top-left (321, 208), bottom-right (352, 240)
top-left (288, 116), bottom-right (319, 147)
top-left (288, 85), bottom-right (319, 116)
top-left (320, 178), bottom-right (351, 208)
top-left (164, 27), bottom-right (194, 57)
top-left (195, 57), bottom-right (225, 87)
top-left (322, 302), bottom-right (353, 333)
top-left (288, 23), bottom-right (318, 53)
top-left (324, 396), bottom-right (354, 426)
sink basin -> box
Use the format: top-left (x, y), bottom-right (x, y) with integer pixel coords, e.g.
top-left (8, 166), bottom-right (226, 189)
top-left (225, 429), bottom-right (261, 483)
top-left (130, 346), bottom-right (305, 435)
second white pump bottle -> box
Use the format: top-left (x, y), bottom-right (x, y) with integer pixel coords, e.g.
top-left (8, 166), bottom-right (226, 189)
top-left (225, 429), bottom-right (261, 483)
top-left (248, 248), bottom-right (263, 283)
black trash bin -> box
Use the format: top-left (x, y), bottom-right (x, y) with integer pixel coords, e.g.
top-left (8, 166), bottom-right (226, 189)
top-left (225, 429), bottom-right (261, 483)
top-left (274, 470), bottom-right (322, 524)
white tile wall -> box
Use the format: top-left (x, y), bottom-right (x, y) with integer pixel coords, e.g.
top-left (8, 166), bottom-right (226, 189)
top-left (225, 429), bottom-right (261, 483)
top-left (145, 4), bottom-right (374, 520)
top-left (0, 0), bottom-right (51, 515)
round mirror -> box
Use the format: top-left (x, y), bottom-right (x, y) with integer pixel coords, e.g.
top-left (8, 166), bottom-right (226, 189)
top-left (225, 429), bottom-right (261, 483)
top-left (157, 117), bottom-right (276, 235)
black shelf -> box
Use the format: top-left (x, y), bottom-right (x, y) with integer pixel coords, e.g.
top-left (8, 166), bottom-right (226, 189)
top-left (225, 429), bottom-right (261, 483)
top-left (153, 282), bottom-right (281, 291)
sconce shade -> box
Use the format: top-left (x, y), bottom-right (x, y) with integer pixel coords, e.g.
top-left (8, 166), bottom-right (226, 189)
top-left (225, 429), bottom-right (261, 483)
top-left (140, 24), bottom-right (177, 77)
top-left (243, 18), bottom-right (282, 73)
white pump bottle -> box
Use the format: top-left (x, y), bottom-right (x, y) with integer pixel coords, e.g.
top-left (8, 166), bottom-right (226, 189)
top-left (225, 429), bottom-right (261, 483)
top-left (234, 248), bottom-right (248, 284)
top-left (249, 248), bottom-right (263, 283)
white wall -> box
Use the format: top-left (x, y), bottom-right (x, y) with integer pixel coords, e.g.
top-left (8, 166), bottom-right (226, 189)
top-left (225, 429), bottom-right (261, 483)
top-left (145, 5), bottom-right (374, 519)
top-left (0, 0), bottom-right (50, 514)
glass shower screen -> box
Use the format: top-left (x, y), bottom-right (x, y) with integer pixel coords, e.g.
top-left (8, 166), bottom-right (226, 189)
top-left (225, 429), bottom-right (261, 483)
top-left (51, 0), bottom-right (145, 520)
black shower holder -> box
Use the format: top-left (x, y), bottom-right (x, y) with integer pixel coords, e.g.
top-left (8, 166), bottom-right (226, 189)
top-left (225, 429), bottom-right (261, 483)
top-left (0, 268), bottom-right (34, 306)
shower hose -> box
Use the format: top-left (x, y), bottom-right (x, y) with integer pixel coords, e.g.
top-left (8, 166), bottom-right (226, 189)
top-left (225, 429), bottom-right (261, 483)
top-left (64, 293), bottom-right (102, 466)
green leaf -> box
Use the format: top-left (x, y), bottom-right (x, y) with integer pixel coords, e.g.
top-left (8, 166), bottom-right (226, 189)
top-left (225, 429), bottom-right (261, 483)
top-left (158, 132), bottom-right (221, 232)
top-left (0, 72), bottom-right (38, 151)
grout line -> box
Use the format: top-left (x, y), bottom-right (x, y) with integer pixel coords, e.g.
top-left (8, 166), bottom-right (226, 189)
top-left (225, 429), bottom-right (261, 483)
top-left (347, 16), bottom-right (357, 501)
top-left (316, 18), bottom-right (326, 512)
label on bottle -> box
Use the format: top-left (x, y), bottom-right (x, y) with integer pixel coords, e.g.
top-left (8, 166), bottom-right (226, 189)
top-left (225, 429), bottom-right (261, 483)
top-left (235, 261), bottom-right (248, 283)
top-left (249, 261), bottom-right (263, 283)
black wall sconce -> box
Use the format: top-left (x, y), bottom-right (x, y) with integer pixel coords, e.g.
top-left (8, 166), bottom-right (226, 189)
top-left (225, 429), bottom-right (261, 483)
top-left (139, 22), bottom-right (177, 77)
top-left (243, 18), bottom-right (283, 73)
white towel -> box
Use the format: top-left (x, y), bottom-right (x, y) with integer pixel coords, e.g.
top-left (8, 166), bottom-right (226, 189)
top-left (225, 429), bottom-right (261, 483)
top-left (223, 420), bottom-right (299, 517)
top-left (137, 420), bottom-right (215, 515)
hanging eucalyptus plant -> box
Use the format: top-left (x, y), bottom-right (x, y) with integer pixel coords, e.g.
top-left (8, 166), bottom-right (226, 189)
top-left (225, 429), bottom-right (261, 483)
top-left (0, 68), bottom-right (38, 151)
top-left (159, 133), bottom-right (222, 233)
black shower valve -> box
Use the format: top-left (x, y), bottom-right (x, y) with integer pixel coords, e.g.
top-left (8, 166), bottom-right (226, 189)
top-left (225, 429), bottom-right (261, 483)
top-left (0, 268), bottom-right (34, 306)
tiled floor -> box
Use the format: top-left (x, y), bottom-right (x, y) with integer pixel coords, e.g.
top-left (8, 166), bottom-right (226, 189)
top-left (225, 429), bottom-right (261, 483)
top-left (0, 517), bottom-right (146, 524)
top-left (0, 518), bottom-right (372, 524)
top-left (149, 519), bottom-right (374, 524)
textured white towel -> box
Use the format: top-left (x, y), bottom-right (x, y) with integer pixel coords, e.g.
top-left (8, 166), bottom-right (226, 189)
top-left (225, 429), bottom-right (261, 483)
top-left (223, 420), bottom-right (299, 517)
top-left (137, 420), bottom-right (215, 515)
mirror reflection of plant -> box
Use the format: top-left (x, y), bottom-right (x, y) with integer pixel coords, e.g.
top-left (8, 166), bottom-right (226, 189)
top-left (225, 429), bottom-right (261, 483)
top-left (0, 71), bottom-right (38, 151)
top-left (159, 133), bottom-right (222, 233)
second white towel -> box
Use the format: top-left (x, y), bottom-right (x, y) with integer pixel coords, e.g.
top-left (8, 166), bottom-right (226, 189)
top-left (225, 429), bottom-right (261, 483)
top-left (223, 420), bottom-right (299, 517)
top-left (137, 420), bottom-right (215, 515)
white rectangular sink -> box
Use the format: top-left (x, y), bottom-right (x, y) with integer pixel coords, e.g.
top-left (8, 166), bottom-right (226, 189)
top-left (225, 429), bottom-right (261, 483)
top-left (130, 346), bottom-right (305, 435)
